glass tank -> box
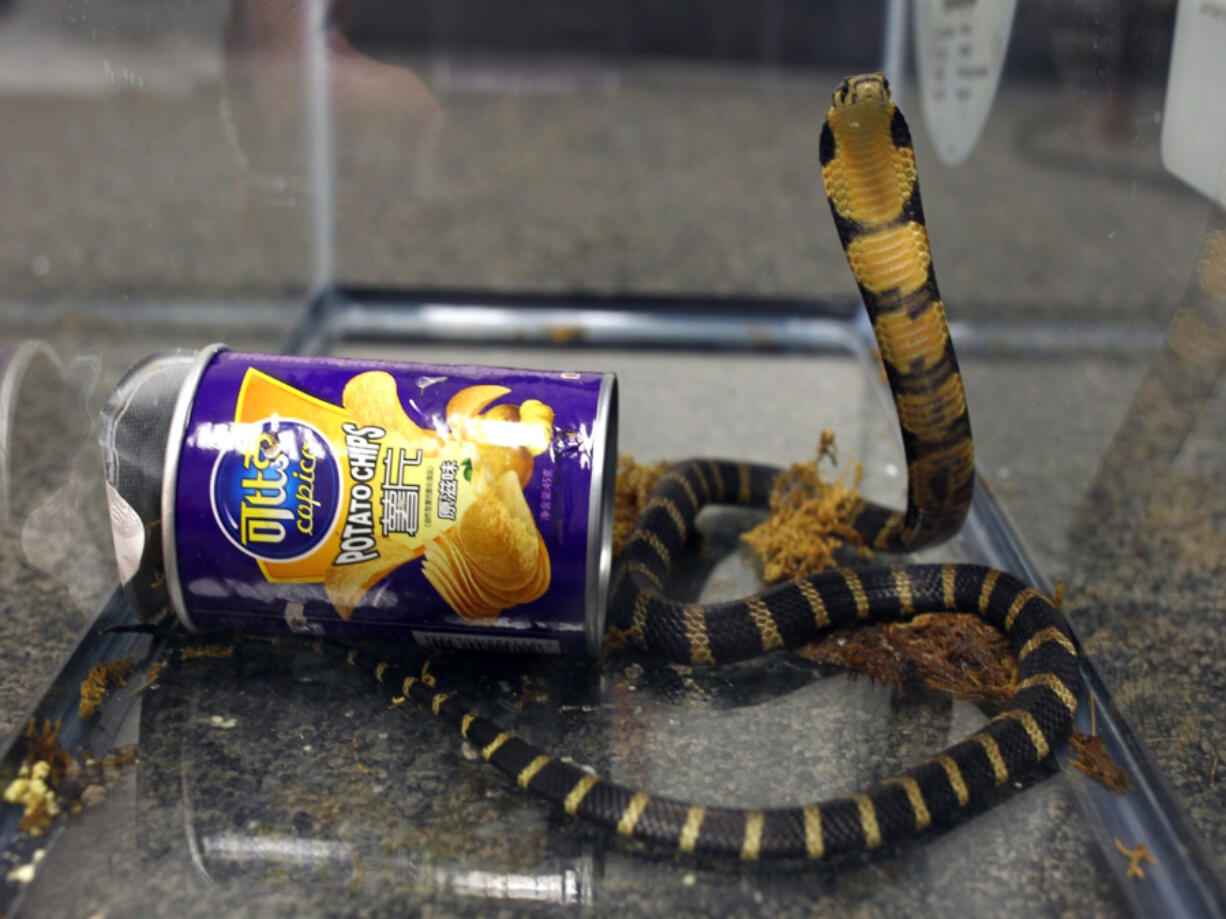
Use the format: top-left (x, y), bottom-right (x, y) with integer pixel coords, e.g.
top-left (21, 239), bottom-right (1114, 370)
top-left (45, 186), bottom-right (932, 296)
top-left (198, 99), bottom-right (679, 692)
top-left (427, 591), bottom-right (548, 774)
top-left (1, 1), bottom-right (1224, 916)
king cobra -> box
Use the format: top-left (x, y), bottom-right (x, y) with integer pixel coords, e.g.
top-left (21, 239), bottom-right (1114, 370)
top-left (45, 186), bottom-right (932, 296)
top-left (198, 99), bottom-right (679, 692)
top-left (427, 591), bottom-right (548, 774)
top-left (324, 75), bottom-right (1080, 860)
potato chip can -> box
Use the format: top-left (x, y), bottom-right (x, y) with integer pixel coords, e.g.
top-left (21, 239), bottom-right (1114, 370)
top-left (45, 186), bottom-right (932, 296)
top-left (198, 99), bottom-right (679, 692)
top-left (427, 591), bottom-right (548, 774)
top-left (102, 344), bottom-right (618, 656)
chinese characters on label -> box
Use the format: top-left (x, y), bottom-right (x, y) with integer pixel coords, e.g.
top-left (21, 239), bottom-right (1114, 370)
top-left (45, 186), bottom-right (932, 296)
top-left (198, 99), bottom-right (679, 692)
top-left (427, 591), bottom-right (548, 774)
top-left (438, 459), bottom-right (459, 522)
top-left (381, 447), bottom-right (422, 537)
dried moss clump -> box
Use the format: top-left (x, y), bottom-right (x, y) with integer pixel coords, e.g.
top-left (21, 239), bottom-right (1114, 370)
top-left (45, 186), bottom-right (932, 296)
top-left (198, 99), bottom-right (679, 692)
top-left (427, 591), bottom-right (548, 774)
top-left (794, 624), bottom-right (910, 688)
top-left (796, 613), bottom-right (1018, 703)
top-left (181, 643), bottom-right (236, 660)
top-left (887, 613), bottom-right (1018, 701)
top-left (78, 654), bottom-right (135, 719)
top-left (3, 720), bottom-right (139, 836)
top-left (612, 435), bottom-right (864, 579)
top-left (1069, 730), bottom-right (1131, 792)
top-left (131, 658), bottom-right (167, 695)
top-left (3, 721), bottom-right (74, 834)
top-left (5, 759), bottom-right (61, 834)
top-left (741, 439), bottom-right (867, 581)
top-left (1115, 838), bottom-right (1156, 879)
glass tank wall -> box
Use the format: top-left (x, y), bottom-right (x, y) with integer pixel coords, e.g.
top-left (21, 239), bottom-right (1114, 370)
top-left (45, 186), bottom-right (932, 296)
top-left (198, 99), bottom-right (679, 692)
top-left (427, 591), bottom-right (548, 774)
top-left (0, 1), bottom-right (1224, 916)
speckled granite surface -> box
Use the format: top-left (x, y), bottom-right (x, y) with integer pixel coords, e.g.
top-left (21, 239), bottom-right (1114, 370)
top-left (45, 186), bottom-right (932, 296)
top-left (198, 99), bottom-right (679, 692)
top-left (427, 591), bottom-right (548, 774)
top-left (1, 26), bottom-right (1224, 919)
top-left (0, 319), bottom-right (1220, 917)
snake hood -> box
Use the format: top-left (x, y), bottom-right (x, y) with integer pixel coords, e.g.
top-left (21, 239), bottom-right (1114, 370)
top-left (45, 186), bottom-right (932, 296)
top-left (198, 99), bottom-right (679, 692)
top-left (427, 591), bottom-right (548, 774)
top-left (819, 72), bottom-right (975, 550)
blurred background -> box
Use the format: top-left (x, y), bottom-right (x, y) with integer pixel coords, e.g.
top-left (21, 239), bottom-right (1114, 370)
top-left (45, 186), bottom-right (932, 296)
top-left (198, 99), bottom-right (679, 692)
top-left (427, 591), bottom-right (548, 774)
top-left (0, 0), bottom-right (1193, 320)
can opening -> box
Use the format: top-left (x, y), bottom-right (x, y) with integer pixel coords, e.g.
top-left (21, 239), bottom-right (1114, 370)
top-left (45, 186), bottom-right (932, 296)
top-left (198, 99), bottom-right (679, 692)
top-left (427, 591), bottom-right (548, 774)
top-left (99, 346), bottom-right (218, 621)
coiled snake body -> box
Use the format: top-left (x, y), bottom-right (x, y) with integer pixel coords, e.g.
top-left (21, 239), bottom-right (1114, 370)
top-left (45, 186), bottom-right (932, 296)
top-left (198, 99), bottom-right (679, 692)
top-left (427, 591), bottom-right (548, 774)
top-left (348, 74), bottom-right (1080, 861)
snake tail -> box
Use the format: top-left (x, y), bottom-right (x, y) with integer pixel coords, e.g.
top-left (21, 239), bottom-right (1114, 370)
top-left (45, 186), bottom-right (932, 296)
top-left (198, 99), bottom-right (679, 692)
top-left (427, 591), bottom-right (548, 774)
top-left (348, 560), bottom-right (1076, 860)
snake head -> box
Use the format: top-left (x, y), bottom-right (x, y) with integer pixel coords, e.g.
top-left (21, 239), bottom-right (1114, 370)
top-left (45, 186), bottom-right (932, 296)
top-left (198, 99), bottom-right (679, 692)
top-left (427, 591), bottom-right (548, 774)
top-left (828, 73), bottom-right (895, 137)
top-left (832, 73), bottom-right (892, 109)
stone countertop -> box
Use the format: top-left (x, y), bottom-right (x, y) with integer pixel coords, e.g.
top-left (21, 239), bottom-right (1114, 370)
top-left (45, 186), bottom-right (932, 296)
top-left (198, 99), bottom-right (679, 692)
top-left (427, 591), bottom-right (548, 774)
top-left (0, 48), bottom-right (1224, 919)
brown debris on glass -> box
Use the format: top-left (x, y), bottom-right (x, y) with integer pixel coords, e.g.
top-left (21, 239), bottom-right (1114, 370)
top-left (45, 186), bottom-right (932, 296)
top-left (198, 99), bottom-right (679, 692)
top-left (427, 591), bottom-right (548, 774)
top-left (78, 654), bottom-right (135, 719)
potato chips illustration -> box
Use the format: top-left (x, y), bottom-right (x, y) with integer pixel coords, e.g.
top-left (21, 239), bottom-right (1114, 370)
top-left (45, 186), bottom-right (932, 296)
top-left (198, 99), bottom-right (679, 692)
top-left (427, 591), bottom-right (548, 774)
top-left (423, 471), bottom-right (552, 620)
top-left (248, 369), bottom-right (560, 621)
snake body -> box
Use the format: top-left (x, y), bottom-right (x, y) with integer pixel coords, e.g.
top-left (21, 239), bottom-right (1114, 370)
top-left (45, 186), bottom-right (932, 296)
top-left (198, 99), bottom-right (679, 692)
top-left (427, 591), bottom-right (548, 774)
top-left (345, 75), bottom-right (1079, 860)
top-left (820, 74), bottom-right (974, 551)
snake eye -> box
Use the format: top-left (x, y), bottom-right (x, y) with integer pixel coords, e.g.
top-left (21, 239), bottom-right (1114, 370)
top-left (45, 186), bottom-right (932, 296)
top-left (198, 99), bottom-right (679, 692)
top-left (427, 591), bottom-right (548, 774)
top-left (882, 77), bottom-right (891, 95)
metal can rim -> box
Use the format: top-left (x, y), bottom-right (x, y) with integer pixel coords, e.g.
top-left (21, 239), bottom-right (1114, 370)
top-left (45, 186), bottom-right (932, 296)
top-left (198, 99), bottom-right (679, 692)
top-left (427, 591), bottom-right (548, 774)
top-left (584, 372), bottom-right (618, 657)
top-left (161, 342), bottom-right (228, 633)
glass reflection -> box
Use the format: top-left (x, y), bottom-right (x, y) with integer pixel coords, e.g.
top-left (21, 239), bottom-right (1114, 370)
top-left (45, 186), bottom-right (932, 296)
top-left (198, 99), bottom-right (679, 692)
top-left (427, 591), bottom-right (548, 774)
top-left (137, 639), bottom-right (598, 905)
top-left (0, 340), bottom-right (108, 614)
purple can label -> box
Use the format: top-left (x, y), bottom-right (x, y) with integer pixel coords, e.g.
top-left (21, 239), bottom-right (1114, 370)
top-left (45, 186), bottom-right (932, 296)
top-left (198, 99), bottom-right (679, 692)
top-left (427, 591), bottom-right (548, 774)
top-left (168, 350), bottom-right (614, 655)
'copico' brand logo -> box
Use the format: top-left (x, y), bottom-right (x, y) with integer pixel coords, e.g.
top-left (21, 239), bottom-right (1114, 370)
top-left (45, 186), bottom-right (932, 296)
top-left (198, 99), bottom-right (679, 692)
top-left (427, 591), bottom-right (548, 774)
top-left (211, 417), bottom-right (341, 561)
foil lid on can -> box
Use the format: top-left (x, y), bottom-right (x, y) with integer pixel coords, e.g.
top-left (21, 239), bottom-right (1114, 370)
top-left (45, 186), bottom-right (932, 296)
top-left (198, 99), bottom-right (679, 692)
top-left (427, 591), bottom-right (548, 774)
top-left (100, 350), bottom-right (197, 620)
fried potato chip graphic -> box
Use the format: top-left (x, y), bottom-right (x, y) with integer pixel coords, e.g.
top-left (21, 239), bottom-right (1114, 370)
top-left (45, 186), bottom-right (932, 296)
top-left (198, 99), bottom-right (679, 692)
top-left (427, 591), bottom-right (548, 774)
top-left (343, 371), bottom-right (443, 454)
top-left (440, 387), bottom-right (556, 477)
top-left (427, 529), bottom-right (510, 618)
top-left (324, 538), bottom-right (424, 620)
top-left (467, 534), bottom-right (550, 605)
top-left (446, 384), bottom-right (510, 432)
top-left (480, 403), bottom-right (519, 423)
top-left (419, 470), bottom-right (552, 620)
top-left (426, 531), bottom-right (502, 619)
top-left (475, 442), bottom-right (535, 489)
top-left (323, 379), bottom-right (558, 622)
top-left (423, 543), bottom-right (501, 620)
top-left (457, 471), bottom-right (541, 587)
top-left (447, 387), bottom-right (554, 457)
top-left (425, 530), bottom-right (550, 620)
top-left (517, 399), bottom-right (555, 457)
top-left (468, 404), bottom-right (554, 457)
